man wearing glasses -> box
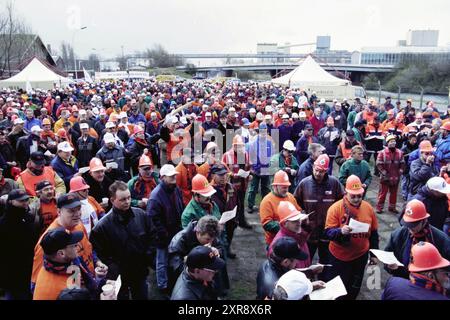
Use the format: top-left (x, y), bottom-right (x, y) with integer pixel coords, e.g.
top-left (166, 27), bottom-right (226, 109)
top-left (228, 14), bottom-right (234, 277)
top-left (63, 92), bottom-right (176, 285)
top-left (324, 175), bottom-right (379, 300)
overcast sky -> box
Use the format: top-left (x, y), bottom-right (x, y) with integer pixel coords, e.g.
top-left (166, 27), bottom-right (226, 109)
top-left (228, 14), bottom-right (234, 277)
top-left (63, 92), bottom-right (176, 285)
top-left (5, 0), bottom-right (450, 59)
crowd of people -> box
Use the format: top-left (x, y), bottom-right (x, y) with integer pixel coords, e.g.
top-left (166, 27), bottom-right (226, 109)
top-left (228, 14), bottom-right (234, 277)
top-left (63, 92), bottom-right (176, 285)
top-left (0, 79), bottom-right (448, 300)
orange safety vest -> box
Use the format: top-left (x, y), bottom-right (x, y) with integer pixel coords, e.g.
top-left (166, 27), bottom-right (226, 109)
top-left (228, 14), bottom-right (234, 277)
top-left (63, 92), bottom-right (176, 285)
top-left (31, 219), bottom-right (94, 285)
top-left (33, 268), bottom-right (74, 300)
top-left (339, 141), bottom-right (353, 160)
top-left (19, 167), bottom-right (57, 197)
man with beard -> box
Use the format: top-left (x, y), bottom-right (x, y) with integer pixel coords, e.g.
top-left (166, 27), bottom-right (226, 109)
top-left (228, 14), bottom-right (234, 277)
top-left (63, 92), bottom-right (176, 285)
top-left (147, 164), bottom-right (184, 298)
top-left (17, 151), bottom-right (66, 197)
top-left (382, 242), bottom-right (449, 300)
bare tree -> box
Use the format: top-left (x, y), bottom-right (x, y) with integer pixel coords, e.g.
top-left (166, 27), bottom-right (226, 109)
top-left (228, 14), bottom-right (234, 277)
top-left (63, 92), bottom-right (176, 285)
top-left (87, 53), bottom-right (100, 72)
top-left (0, 1), bottom-right (33, 77)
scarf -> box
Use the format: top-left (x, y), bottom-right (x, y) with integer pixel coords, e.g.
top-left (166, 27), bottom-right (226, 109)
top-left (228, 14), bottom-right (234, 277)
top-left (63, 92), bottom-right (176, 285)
top-left (410, 222), bottom-right (432, 245)
top-left (43, 256), bottom-right (98, 294)
top-left (410, 272), bottom-right (445, 295)
top-left (41, 130), bottom-right (56, 141)
top-left (135, 137), bottom-right (149, 147)
top-left (134, 175), bottom-right (156, 199)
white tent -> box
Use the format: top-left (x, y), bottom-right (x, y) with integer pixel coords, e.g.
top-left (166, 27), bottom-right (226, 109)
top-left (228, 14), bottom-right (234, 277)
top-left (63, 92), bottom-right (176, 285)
top-left (0, 58), bottom-right (73, 90)
top-left (271, 55), bottom-right (350, 88)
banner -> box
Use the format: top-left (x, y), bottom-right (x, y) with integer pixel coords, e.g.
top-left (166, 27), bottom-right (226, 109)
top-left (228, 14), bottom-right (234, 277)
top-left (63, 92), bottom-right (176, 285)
top-left (94, 71), bottom-right (150, 80)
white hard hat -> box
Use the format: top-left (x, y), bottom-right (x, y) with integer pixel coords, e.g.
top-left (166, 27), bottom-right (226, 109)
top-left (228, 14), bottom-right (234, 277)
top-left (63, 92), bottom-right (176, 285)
top-left (282, 140), bottom-right (296, 151)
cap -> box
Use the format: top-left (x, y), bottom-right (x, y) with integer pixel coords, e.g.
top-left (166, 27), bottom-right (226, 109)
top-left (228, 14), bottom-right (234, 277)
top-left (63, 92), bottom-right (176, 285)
top-left (275, 270), bottom-right (313, 300)
top-left (13, 118), bottom-right (24, 125)
top-left (282, 114), bottom-right (289, 120)
top-left (264, 114), bottom-right (272, 121)
top-left (272, 237), bottom-right (308, 261)
top-left (282, 140), bottom-right (296, 152)
top-left (36, 180), bottom-right (53, 192)
top-left (30, 151), bottom-right (45, 165)
top-left (31, 125), bottom-right (43, 133)
top-left (185, 246), bottom-right (226, 270)
top-left (426, 176), bottom-right (450, 194)
top-left (305, 124), bottom-right (313, 130)
top-left (105, 122), bottom-right (116, 129)
top-left (8, 189), bottom-right (30, 201)
top-left (57, 288), bottom-right (91, 300)
top-left (40, 228), bottom-right (83, 255)
top-left (259, 123), bottom-right (268, 130)
top-left (58, 141), bottom-right (74, 153)
top-left (103, 133), bottom-right (115, 144)
top-left (346, 129), bottom-right (355, 137)
top-left (210, 164), bottom-right (228, 176)
top-left (57, 193), bottom-right (81, 209)
top-left (159, 164), bottom-right (179, 177)
top-left (80, 123), bottom-right (89, 130)
top-left (386, 135), bottom-right (396, 143)
top-left (205, 112), bottom-right (212, 117)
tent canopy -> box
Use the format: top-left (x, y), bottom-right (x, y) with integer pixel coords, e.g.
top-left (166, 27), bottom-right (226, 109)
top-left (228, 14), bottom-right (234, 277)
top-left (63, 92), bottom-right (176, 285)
top-left (271, 55), bottom-right (350, 88)
top-left (0, 58), bottom-right (73, 90)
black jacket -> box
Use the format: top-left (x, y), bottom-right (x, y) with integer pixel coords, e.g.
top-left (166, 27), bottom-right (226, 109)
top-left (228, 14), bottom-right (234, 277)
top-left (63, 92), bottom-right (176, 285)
top-left (76, 135), bottom-right (99, 168)
top-left (0, 204), bottom-right (40, 291)
top-left (82, 171), bottom-right (113, 205)
top-left (16, 135), bottom-right (46, 169)
top-left (89, 206), bottom-right (156, 281)
top-left (384, 225), bottom-right (450, 279)
top-left (168, 221), bottom-right (224, 283)
top-left (410, 185), bottom-right (450, 231)
top-left (256, 259), bottom-right (286, 300)
top-left (171, 268), bottom-right (218, 300)
top-left (146, 181), bottom-right (184, 249)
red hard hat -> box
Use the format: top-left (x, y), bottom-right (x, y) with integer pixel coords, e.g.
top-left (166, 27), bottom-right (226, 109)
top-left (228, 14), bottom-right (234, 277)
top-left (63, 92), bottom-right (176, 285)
top-left (191, 174), bottom-right (216, 197)
top-left (403, 199), bottom-right (430, 223)
top-left (139, 154), bottom-right (153, 167)
top-left (69, 176), bottom-right (90, 193)
top-left (314, 154), bottom-right (329, 171)
top-left (408, 242), bottom-right (450, 273)
top-left (272, 170), bottom-right (291, 186)
top-left (57, 128), bottom-right (67, 138)
top-left (419, 140), bottom-right (434, 152)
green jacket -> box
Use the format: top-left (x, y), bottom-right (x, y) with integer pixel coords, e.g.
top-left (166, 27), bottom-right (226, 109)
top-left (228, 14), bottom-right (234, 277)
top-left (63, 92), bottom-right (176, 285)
top-left (347, 111), bottom-right (357, 129)
top-left (127, 172), bottom-right (159, 207)
top-left (339, 158), bottom-right (372, 188)
top-left (181, 199), bottom-right (221, 228)
top-left (269, 152), bottom-right (300, 175)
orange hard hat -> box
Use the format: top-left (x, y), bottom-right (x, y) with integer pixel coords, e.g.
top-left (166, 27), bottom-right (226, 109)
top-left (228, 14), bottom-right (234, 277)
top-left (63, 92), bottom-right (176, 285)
top-left (42, 118), bottom-right (51, 126)
top-left (272, 170), bottom-right (291, 186)
top-left (139, 154), bottom-right (153, 167)
top-left (418, 140), bottom-right (434, 152)
top-left (408, 242), bottom-right (450, 273)
top-left (441, 122), bottom-right (450, 131)
top-left (191, 174), bottom-right (216, 197)
top-left (402, 199), bottom-right (430, 223)
top-left (89, 157), bottom-right (106, 172)
top-left (345, 175), bottom-right (364, 195)
top-left (314, 154), bottom-right (330, 171)
top-left (57, 128), bottom-right (67, 138)
top-left (232, 135), bottom-right (245, 146)
top-left (278, 201), bottom-right (307, 224)
top-left (69, 176), bottom-right (90, 193)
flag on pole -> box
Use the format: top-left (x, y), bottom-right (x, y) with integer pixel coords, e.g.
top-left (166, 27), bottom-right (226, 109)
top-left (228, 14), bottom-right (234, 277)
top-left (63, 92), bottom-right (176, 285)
top-left (83, 68), bottom-right (93, 83)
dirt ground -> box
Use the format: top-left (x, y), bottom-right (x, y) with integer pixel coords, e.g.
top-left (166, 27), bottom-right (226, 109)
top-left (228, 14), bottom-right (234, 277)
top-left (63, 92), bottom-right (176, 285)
top-left (225, 163), bottom-right (403, 300)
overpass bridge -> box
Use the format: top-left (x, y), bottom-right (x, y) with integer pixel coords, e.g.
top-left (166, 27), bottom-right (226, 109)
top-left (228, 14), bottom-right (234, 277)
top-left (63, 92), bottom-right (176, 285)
top-left (176, 62), bottom-right (395, 83)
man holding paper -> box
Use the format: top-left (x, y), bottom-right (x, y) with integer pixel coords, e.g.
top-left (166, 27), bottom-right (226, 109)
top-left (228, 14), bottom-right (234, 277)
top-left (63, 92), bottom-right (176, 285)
top-left (324, 175), bottom-right (379, 300)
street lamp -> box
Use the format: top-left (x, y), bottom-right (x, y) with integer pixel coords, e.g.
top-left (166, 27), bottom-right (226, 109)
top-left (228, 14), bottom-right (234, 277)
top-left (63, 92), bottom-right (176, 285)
top-left (72, 26), bottom-right (87, 80)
